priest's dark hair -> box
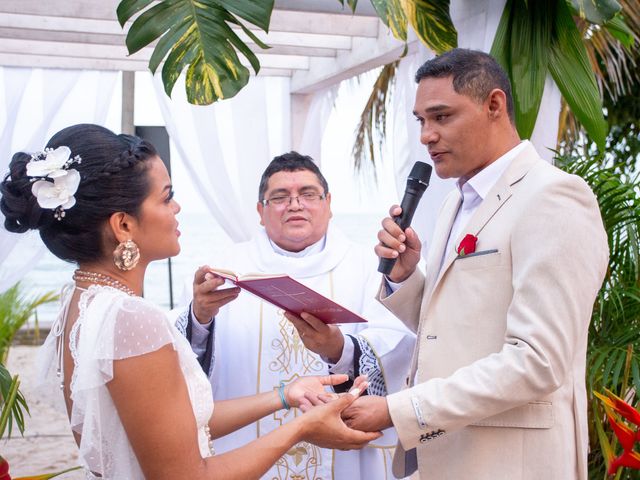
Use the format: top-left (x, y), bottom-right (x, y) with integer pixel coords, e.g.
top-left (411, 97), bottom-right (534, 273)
top-left (415, 48), bottom-right (515, 123)
top-left (0, 123), bottom-right (157, 264)
top-left (258, 151), bottom-right (329, 202)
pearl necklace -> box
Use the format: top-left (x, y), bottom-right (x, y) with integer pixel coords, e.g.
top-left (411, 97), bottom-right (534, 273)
top-left (73, 269), bottom-right (136, 296)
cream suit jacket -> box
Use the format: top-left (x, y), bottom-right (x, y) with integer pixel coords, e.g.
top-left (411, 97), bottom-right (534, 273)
top-left (379, 144), bottom-right (608, 480)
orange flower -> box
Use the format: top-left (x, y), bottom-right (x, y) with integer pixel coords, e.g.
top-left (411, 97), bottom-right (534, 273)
top-left (596, 389), bottom-right (640, 426)
top-left (595, 389), bottom-right (640, 476)
top-left (609, 450), bottom-right (640, 475)
top-left (605, 410), bottom-right (637, 451)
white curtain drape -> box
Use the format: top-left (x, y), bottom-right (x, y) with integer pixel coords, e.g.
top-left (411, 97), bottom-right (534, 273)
top-left (298, 86), bottom-right (339, 168)
top-left (153, 74), bottom-right (291, 242)
top-left (388, 0), bottom-right (561, 251)
top-left (0, 68), bottom-right (118, 293)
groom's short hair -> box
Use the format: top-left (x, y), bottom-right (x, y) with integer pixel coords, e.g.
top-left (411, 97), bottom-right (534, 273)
top-left (258, 151), bottom-right (329, 202)
top-left (416, 48), bottom-right (515, 123)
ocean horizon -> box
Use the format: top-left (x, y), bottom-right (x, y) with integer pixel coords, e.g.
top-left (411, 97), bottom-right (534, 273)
top-left (7, 212), bottom-right (384, 327)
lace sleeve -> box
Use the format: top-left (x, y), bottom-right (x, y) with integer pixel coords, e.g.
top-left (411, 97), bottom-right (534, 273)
top-left (73, 292), bottom-right (176, 393)
top-left (356, 335), bottom-right (387, 397)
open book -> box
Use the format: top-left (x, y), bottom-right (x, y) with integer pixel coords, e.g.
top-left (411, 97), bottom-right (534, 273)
top-left (211, 268), bottom-right (367, 324)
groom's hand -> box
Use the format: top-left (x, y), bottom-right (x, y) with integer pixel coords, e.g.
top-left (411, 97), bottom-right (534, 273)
top-left (341, 395), bottom-right (394, 432)
top-left (192, 266), bottom-right (240, 323)
top-left (375, 204), bottom-right (422, 283)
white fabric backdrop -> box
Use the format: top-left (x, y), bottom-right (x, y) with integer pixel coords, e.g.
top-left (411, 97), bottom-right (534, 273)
top-left (0, 68), bottom-right (118, 293)
top-left (153, 74), bottom-right (336, 242)
top-left (153, 75), bottom-right (291, 241)
top-left (298, 85), bottom-right (339, 169)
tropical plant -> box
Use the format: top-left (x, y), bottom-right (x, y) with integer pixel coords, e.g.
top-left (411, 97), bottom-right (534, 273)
top-left (116, 0), bottom-right (274, 105)
top-left (352, 0), bottom-right (637, 169)
top-left (115, 1), bottom-right (635, 162)
top-left (352, 60), bottom-right (399, 175)
top-left (115, 0), bottom-right (457, 106)
top-left (556, 150), bottom-right (640, 479)
top-left (0, 282), bottom-right (57, 438)
top-left (559, 0), bottom-right (640, 175)
top-left (0, 283), bottom-right (57, 364)
top-left (595, 388), bottom-right (640, 476)
top-left (343, 0), bottom-right (457, 55)
top-left (0, 362), bottom-right (27, 439)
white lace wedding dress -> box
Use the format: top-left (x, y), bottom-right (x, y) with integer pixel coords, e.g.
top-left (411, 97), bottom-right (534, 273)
top-left (38, 285), bottom-right (214, 479)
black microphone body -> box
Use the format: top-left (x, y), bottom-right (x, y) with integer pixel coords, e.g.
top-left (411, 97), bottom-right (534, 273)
top-left (378, 162), bottom-right (432, 275)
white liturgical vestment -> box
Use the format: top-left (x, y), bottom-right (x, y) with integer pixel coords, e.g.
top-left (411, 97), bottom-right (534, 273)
top-left (177, 225), bottom-right (415, 480)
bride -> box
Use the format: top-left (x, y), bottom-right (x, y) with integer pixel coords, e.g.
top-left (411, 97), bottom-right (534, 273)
top-left (0, 124), bottom-right (380, 479)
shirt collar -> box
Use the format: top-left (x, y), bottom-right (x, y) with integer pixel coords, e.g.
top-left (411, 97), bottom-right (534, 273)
top-left (269, 234), bottom-right (327, 258)
top-left (457, 140), bottom-right (529, 201)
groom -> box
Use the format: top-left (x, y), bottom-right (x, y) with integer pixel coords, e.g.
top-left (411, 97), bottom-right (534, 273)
top-left (342, 48), bottom-right (609, 479)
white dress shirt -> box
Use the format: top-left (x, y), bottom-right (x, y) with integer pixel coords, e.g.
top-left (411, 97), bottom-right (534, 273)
top-left (389, 140), bottom-right (529, 291)
top-left (443, 140), bottom-right (529, 266)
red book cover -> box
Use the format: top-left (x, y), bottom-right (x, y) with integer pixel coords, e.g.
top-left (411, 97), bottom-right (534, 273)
top-left (212, 270), bottom-right (366, 324)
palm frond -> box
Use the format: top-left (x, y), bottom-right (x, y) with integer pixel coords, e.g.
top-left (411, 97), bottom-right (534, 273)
top-left (0, 283), bottom-right (58, 364)
top-left (352, 61), bottom-right (399, 174)
top-left (0, 363), bottom-right (28, 439)
top-left (559, 152), bottom-right (640, 477)
top-left (559, 0), bottom-right (640, 149)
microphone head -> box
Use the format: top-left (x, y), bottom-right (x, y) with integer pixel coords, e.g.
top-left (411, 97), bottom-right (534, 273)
top-left (407, 161), bottom-right (432, 192)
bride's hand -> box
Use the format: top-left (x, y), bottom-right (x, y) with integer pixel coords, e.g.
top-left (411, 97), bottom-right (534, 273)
top-left (298, 387), bottom-right (383, 450)
top-left (284, 374), bottom-right (349, 410)
top-left (285, 375), bottom-right (368, 411)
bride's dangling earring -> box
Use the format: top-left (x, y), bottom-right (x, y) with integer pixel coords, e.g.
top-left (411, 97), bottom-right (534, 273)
top-left (113, 239), bottom-right (140, 271)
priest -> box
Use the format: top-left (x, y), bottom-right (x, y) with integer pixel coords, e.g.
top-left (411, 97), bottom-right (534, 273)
top-left (176, 152), bottom-right (415, 479)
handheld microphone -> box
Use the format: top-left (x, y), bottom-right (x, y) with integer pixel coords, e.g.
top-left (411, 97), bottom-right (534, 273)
top-left (378, 161), bottom-right (432, 275)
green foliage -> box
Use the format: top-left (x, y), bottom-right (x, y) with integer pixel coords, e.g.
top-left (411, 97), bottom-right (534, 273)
top-left (117, 0), bottom-right (274, 105)
top-left (0, 363), bottom-right (28, 439)
top-left (363, 0), bottom-right (457, 55)
top-left (557, 152), bottom-right (640, 479)
top-left (352, 0), bottom-right (637, 170)
top-left (352, 61), bottom-right (399, 174)
top-left (491, 0), bottom-right (609, 148)
top-left (400, 1), bottom-right (458, 55)
top-left (0, 282), bottom-right (56, 439)
top-left (570, 0), bottom-right (621, 24)
top-left (0, 282), bottom-right (58, 364)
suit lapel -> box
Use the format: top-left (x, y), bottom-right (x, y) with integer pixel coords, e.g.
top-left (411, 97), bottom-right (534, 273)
top-left (430, 145), bottom-right (540, 294)
top-left (424, 192), bottom-right (461, 297)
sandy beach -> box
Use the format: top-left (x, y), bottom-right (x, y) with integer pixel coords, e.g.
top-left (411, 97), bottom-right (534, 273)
top-left (1, 345), bottom-right (84, 479)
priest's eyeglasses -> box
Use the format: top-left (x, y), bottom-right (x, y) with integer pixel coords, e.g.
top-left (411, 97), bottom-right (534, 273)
top-left (261, 192), bottom-right (326, 207)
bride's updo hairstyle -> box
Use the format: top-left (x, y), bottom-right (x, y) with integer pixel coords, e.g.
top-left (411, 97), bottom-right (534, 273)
top-left (0, 124), bottom-right (157, 264)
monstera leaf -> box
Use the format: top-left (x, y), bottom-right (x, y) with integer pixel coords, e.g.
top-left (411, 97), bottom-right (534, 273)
top-left (117, 0), bottom-right (274, 105)
top-left (341, 0), bottom-right (456, 55)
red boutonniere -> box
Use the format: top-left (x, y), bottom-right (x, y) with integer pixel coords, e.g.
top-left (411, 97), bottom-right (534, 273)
top-left (456, 234), bottom-right (478, 256)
